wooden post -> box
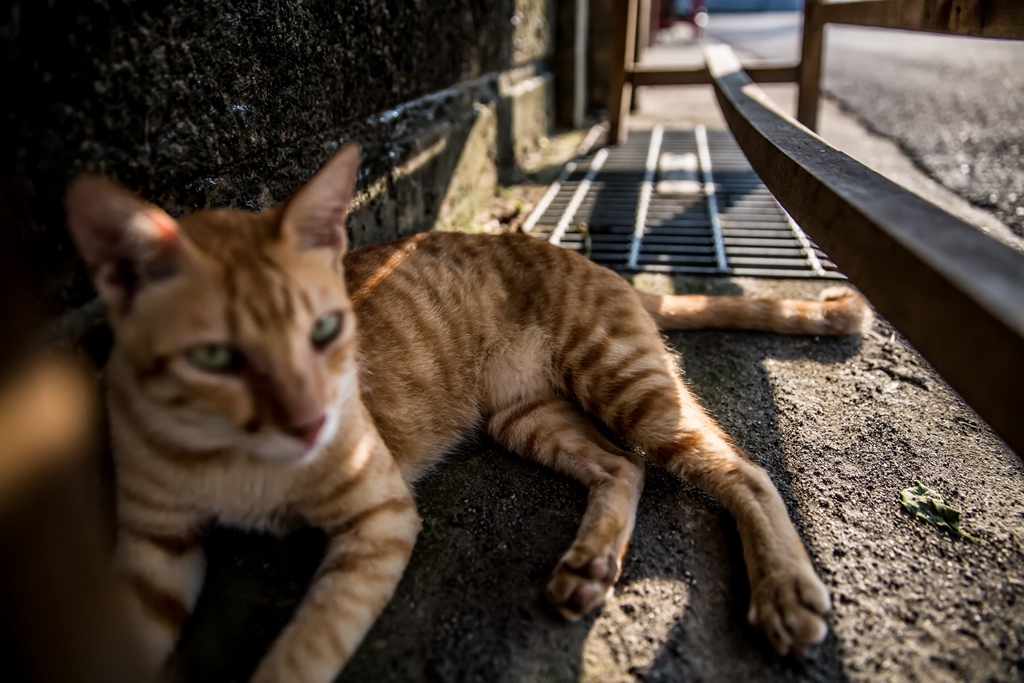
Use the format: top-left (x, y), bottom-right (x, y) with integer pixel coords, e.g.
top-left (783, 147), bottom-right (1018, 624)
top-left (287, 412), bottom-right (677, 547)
top-left (608, 0), bottom-right (638, 144)
top-left (631, 0), bottom-right (650, 112)
top-left (796, 0), bottom-right (824, 130)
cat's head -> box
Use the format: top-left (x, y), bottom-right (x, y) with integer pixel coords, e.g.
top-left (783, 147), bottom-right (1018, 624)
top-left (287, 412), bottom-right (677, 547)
top-left (66, 144), bottom-right (363, 466)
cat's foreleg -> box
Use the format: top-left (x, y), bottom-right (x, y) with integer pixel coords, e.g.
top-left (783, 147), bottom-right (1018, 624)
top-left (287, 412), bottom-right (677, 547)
top-left (253, 450), bottom-right (420, 683)
top-left (112, 488), bottom-right (205, 674)
top-left (488, 396), bottom-right (646, 620)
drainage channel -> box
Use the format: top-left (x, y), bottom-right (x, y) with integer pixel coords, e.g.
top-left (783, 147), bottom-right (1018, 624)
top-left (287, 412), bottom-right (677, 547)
top-left (525, 126), bottom-right (844, 279)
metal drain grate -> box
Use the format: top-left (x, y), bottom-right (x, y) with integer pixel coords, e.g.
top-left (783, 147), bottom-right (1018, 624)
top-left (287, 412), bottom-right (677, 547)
top-left (524, 125), bottom-right (844, 279)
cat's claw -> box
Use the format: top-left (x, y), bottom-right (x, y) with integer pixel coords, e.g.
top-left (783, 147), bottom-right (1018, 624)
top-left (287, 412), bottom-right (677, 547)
top-left (546, 550), bottom-right (620, 621)
top-left (747, 564), bottom-right (832, 656)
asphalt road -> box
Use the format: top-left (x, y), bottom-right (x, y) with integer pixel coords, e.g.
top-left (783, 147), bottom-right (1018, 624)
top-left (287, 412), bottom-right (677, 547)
top-left (701, 12), bottom-right (1024, 238)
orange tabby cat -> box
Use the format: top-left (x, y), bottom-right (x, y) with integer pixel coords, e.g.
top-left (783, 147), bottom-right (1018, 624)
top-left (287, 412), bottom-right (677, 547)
top-left (66, 143), bottom-right (869, 683)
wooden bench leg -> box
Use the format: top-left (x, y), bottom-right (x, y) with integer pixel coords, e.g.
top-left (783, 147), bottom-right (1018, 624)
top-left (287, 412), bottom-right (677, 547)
top-left (608, 0), bottom-right (638, 144)
top-left (797, 0), bottom-right (824, 131)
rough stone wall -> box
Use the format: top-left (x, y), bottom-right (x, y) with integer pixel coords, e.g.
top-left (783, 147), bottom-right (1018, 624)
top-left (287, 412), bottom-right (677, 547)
top-left (1, 0), bottom-right (554, 316)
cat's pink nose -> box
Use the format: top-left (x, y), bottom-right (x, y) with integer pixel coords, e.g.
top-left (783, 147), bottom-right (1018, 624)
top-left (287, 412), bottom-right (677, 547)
top-left (285, 415), bottom-right (326, 446)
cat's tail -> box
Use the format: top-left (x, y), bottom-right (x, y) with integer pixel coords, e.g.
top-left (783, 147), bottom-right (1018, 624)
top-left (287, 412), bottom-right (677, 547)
top-left (637, 286), bottom-right (873, 336)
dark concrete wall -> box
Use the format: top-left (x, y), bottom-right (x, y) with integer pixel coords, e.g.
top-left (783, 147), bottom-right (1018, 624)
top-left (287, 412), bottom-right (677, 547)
top-left (1, 0), bottom-right (554, 316)
top-left (587, 0), bottom-right (613, 114)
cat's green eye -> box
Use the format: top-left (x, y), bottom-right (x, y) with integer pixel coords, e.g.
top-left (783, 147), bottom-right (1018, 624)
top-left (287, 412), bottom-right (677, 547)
top-left (311, 312), bottom-right (343, 349)
top-left (185, 344), bottom-right (242, 373)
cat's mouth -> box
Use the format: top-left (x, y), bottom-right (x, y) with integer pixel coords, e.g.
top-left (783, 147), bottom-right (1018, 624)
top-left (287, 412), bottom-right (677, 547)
top-left (259, 405), bottom-right (342, 467)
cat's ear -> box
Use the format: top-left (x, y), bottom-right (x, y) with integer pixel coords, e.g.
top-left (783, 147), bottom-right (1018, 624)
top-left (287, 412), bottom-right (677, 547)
top-left (66, 175), bottom-right (188, 312)
top-left (280, 142), bottom-right (360, 253)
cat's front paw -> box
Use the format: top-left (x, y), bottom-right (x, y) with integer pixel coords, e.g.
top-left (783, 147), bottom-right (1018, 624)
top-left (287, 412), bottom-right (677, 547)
top-left (545, 548), bottom-right (621, 621)
top-left (747, 562), bottom-right (832, 656)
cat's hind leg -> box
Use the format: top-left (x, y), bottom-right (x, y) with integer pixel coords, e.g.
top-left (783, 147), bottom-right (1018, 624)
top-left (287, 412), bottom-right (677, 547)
top-left (487, 396), bottom-right (645, 620)
top-left (594, 355), bottom-right (831, 655)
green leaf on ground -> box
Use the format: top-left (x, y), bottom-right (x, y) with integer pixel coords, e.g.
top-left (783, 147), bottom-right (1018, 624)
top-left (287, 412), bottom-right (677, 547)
top-left (900, 481), bottom-right (979, 541)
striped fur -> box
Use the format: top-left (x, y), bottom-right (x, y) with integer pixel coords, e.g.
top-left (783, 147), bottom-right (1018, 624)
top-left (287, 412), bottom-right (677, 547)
top-left (67, 144), bottom-right (870, 682)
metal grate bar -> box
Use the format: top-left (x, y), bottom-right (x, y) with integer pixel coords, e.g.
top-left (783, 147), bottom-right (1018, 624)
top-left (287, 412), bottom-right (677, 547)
top-left (548, 149), bottom-right (609, 246)
top-left (522, 125), bottom-right (607, 234)
top-left (784, 210), bottom-right (827, 276)
top-left (695, 124), bottom-right (731, 274)
top-left (627, 125), bottom-right (664, 269)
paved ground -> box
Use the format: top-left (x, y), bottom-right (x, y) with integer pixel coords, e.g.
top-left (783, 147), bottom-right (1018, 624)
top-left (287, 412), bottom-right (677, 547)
top-left (823, 27), bottom-right (1024, 239)
top-left (166, 15), bottom-right (1024, 683)
top-left (173, 277), bottom-right (1024, 683)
